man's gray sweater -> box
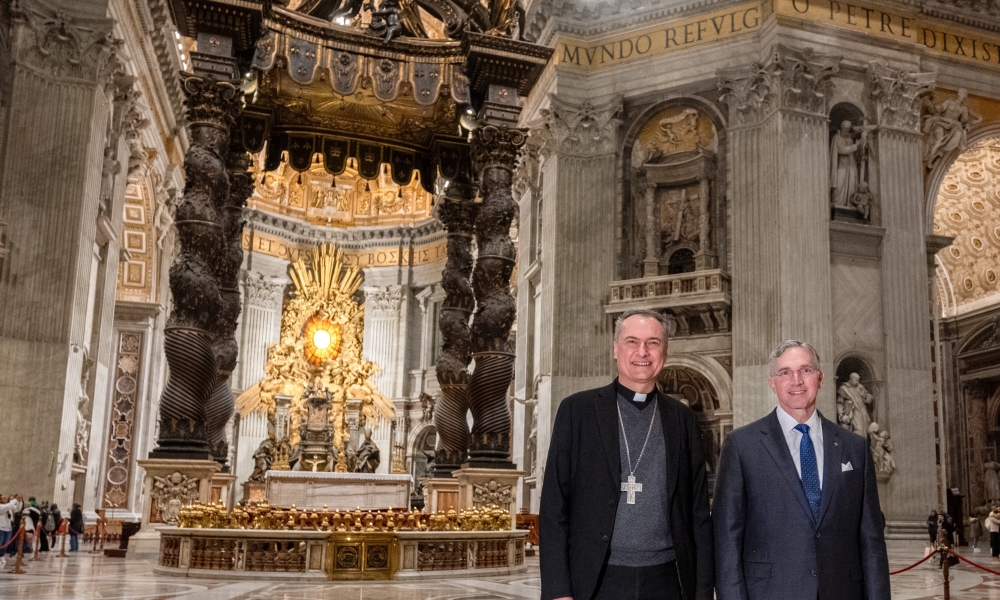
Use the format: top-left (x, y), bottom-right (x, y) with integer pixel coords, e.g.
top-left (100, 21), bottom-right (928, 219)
top-left (608, 393), bottom-right (675, 567)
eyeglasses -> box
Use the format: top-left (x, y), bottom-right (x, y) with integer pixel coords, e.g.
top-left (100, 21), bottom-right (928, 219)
top-left (772, 366), bottom-right (819, 380)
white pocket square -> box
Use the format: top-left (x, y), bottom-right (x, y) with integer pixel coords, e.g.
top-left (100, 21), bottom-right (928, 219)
top-left (842, 461), bottom-right (854, 472)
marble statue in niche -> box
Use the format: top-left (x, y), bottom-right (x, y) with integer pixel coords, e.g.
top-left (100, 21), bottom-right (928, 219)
top-left (923, 88), bottom-right (982, 170)
top-left (830, 119), bottom-right (877, 216)
top-left (837, 372), bottom-right (874, 436)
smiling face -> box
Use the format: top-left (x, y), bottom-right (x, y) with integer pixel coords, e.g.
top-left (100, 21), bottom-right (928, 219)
top-left (767, 346), bottom-right (824, 421)
top-left (613, 315), bottom-right (667, 393)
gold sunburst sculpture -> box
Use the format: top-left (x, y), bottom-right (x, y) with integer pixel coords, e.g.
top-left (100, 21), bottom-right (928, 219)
top-left (236, 244), bottom-right (394, 471)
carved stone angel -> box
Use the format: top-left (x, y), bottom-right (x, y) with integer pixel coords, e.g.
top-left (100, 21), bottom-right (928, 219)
top-left (923, 89), bottom-right (983, 169)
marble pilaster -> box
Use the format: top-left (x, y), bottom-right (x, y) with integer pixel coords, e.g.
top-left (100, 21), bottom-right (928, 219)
top-left (364, 285), bottom-right (406, 398)
top-left (526, 94), bottom-right (621, 485)
top-left (0, 0), bottom-right (122, 507)
top-left (866, 60), bottom-right (938, 528)
top-left (719, 44), bottom-right (840, 426)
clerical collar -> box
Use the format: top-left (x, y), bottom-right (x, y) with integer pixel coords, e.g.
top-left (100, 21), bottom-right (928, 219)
top-left (616, 379), bottom-right (657, 410)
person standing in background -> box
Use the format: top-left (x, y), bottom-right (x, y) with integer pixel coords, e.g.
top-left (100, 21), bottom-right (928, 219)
top-left (69, 504), bottom-right (84, 552)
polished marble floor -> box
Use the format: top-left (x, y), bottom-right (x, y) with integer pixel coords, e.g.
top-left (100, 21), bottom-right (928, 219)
top-left (0, 540), bottom-right (998, 599)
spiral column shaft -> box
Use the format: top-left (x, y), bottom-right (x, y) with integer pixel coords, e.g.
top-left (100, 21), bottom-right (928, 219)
top-left (466, 125), bottom-right (525, 467)
top-left (432, 181), bottom-right (479, 476)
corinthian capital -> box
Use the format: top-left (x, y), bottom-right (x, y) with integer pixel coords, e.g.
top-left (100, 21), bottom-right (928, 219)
top-left (535, 95), bottom-right (621, 158)
top-left (719, 45), bottom-right (840, 126)
top-left (471, 125), bottom-right (527, 174)
top-left (365, 286), bottom-right (404, 319)
top-left (11, 0), bottom-right (117, 84)
top-left (866, 60), bottom-right (935, 133)
top-left (181, 74), bottom-right (242, 133)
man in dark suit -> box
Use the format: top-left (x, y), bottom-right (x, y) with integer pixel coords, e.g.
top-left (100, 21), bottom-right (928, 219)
top-left (540, 309), bottom-right (714, 600)
top-left (713, 340), bottom-right (890, 600)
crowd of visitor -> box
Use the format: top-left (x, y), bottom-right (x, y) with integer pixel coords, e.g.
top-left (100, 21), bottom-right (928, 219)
top-left (0, 493), bottom-right (84, 564)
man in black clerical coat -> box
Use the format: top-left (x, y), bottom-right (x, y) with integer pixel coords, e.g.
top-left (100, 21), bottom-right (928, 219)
top-left (540, 309), bottom-right (714, 600)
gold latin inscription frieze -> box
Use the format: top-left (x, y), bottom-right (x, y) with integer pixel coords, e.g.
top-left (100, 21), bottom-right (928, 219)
top-left (555, 2), bottom-right (764, 70)
top-left (241, 230), bottom-right (447, 268)
top-left (554, 0), bottom-right (1000, 71)
top-left (775, 0), bottom-right (1000, 69)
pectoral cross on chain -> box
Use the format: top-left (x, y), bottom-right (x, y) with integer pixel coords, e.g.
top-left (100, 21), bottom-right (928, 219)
top-left (621, 475), bottom-right (643, 505)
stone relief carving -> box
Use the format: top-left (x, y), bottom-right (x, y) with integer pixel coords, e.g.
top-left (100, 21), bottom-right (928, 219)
top-left (536, 95), bottom-right (621, 157)
top-left (922, 89), bottom-right (983, 170)
top-left (153, 187), bottom-right (176, 249)
top-left (151, 472), bottom-right (200, 525)
top-left (365, 286), bottom-right (404, 318)
top-left (472, 479), bottom-right (513, 506)
top-left (515, 395), bottom-right (539, 477)
top-left (866, 59), bottom-right (935, 133)
top-left (73, 354), bottom-right (95, 467)
top-left (628, 103), bottom-right (719, 277)
top-left (837, 373), bottom-right (874, 436)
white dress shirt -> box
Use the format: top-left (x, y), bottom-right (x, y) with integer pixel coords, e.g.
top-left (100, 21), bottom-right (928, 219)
top-left (775, 406), bottom-right (824, 489)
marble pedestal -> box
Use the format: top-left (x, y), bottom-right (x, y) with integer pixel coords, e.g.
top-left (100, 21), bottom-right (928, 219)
top-left (242, 480), bottom-right (266, 503)
top-left (127, 459), bottom-right (220, 562)
top-left (211, 472), bottom-right (238, 507)
top-left (453, 468), bottom-right (524, 528)
top-left (421, 477), bottom-right (461, 514)
top-left (265, 471), bottom-right (412, 510)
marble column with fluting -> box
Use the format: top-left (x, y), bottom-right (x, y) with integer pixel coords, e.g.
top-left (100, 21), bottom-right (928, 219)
top-left (0, 0), bottom-right (121, 506)
top-left (718, 45), bottom-right (840, 426)
top-left (363, 285), bottom-right (405, 399)
top-left (528, 94), bottom-right (621, 483)
top-left (236, 271), bottom-right (284, 392)
top-left (867, 59), bottom-right (938, 527)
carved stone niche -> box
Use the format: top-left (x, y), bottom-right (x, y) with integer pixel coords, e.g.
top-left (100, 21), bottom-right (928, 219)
top-left (829, 102), bottom-right (878, 224)
top-left (627, 104), bottom-right (722, 279)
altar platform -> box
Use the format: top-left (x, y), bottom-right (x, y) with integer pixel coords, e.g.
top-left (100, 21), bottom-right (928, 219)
top-left (265, 471), bottom-right (412, 511)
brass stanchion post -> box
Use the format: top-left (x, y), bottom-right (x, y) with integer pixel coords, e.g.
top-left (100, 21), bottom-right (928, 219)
top-left (940, 545), bottom-right (950, 600)
top-left (58, 522), bottom-right (67, 557)
top-left (30, 522), bottom-right (40, 561)
top-left (11, 520), bottom-right (26, 574)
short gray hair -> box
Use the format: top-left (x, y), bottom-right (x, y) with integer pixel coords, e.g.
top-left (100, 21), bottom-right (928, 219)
top-left (614, 309), bottom-right (670, 343)
top-left (768, 340), bottom-right (821, 375)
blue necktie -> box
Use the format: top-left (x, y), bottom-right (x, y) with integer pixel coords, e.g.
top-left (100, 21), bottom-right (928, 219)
top-left (794, 423), bottom-right (821, 522)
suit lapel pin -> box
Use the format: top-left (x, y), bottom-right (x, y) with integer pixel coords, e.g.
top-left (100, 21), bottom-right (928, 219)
top-left (834, 442), bottom-right (839, 447)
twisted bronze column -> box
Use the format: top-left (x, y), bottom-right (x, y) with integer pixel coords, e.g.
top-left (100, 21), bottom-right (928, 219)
top-left (151, 75), bottom-right (242, 460)
top-left (467, 125), bottom-right (525, 467)
top-left (432, 178), bottom-right (479, 477)
top-left (204, 135), bottom-right (253, 468)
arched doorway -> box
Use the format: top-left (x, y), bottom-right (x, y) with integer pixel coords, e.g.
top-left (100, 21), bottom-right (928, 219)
top-left (657, 366), bottom-right (722, 494)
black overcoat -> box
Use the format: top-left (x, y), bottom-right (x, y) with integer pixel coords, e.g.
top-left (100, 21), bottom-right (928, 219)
top-left (539, 381), bottom-right (714, 600)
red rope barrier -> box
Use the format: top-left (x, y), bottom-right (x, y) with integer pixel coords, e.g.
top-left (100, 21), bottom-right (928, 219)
top-left (0, 529), bottom-right (23, 552)
top-left (947, 549), bottom-right (1000, 577)
top-left (889, 551), bottom-right (936, 575)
